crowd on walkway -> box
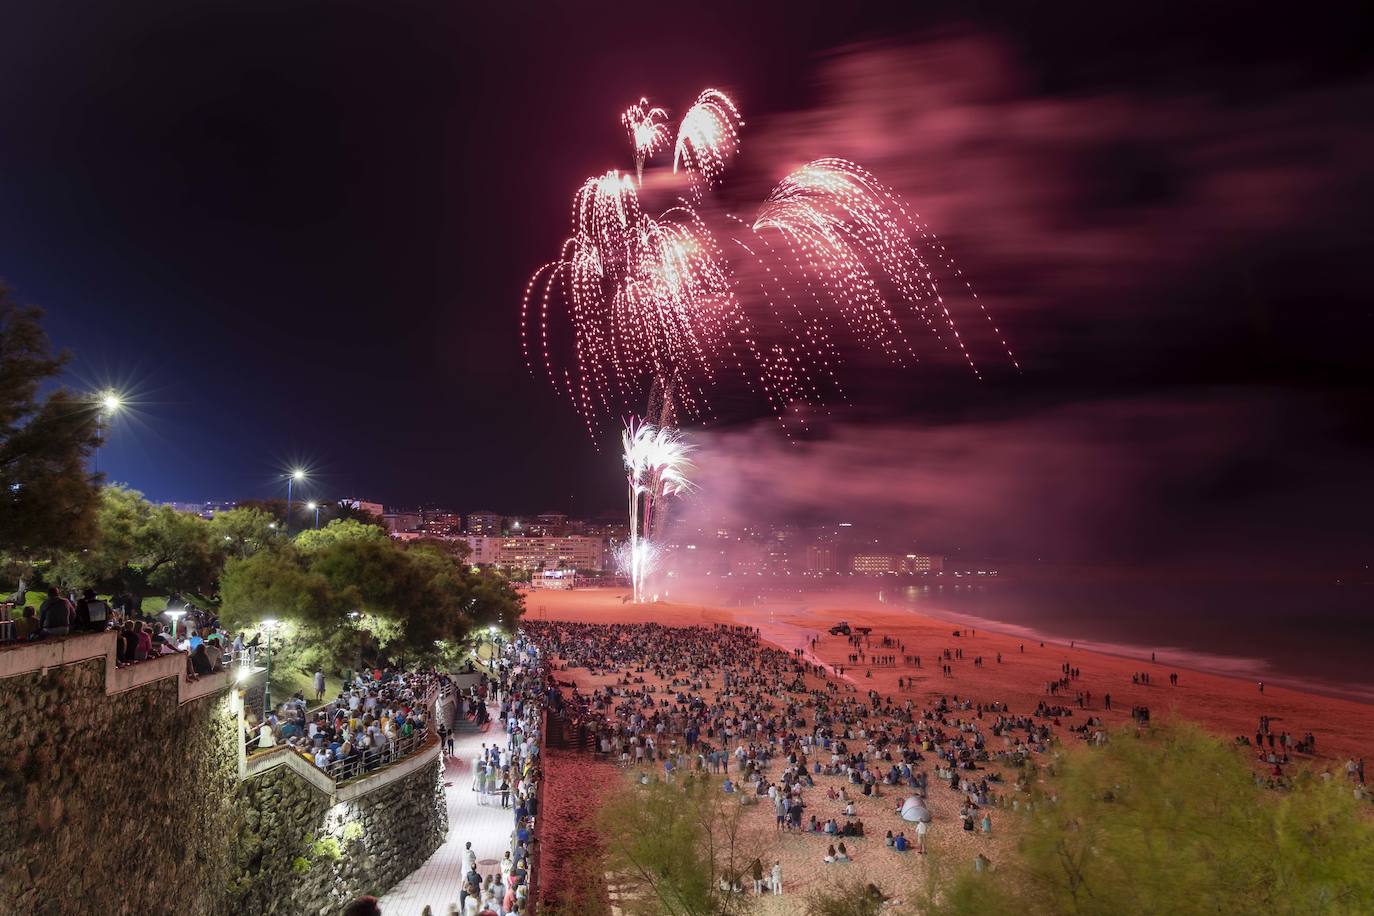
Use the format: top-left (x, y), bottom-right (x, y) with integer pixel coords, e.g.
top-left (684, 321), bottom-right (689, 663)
top-left (248, 667), bottom-right (451, 778)
top-left (397, 636), bottom-right (548, 916)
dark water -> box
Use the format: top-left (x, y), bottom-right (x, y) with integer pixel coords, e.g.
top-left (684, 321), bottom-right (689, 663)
top-left (680, 578), bottom-right (1374, 702)
top-left (883, 580), bottom-right (1374, 702)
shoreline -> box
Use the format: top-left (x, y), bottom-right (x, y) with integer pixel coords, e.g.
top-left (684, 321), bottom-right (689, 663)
top-left (673, 584), bottom-right (1374, 706)
top-left (524, 587), bottom-right (1374, 764)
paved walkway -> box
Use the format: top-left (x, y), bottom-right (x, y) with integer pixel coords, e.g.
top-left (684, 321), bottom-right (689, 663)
top-left (378, 703), bottom-right (512, 915)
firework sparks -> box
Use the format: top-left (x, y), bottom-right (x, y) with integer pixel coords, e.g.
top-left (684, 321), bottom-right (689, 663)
top-left (521, 88), bottom-right (1014, 433)
top-left (621, 98), bottom-right (670, 185)
top-left (674, 89), bottom-right (744, 199)
top-left (623, 419), bottom-right (694, 602)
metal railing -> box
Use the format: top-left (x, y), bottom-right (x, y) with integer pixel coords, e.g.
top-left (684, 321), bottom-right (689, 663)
top-left (245, 680), bottom-right (450, 782)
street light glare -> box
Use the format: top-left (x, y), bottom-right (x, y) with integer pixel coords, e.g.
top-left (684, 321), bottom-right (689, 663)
top-left (100, 391), bottom-right (123, 412)
top-left (291, 469), bottom-right (306, 481)
top-left (306, 501), bottom-right (317, 510)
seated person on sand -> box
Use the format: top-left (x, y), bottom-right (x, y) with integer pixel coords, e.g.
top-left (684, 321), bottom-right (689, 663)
top-left (835, 842), bottom-right (851, 863)
top-left (894, 832), bottom-right (909, 852)
top-left (843, 801), bottom-right (856, 817)
top-left (824, 844), bottom-right (838, 864)
top-left (722, 778), bottom-right (734, 793)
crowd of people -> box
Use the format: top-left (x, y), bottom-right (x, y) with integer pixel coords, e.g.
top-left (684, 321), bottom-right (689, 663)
top-left (440, 636), bottom-right (547, 915)
top-left (523, 620), bottom-right (1014, 897)
top-left (249, 667), bottom-right (451, 778)
top-left (7, 586), bottom-right (243, 679)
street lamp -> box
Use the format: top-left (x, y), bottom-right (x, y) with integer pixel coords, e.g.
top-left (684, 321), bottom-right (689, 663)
top-left (261, 619), bottom-right (279, 714)
top-left (284, 469), bottom-right (306, 534)
top-left (307, 501), bottom-right (320, 529)
top-left (93, 390), bottom-right (125, 473)
top-left (165, 608), bottom-right (187, 641)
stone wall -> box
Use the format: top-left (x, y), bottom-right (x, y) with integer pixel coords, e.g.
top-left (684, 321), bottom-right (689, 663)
top-left (0, 654), bottom-right (240, 916)
top-left (232, 755), bottom-right (447, 916)
top-left (0, 637), bottom-right (447, 916)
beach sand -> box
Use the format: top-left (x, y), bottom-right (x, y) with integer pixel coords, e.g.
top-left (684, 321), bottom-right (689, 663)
top-left (529, 586), bottom-right (1373, 910)
top-left (528, 587), bottom-right (1374, 764)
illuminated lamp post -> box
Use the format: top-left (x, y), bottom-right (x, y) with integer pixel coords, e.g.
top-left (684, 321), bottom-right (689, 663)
top-left (284, 470), bottom-right (306, 534)
top-left (261, 619), bottom-right (279, 714)
top-left (94, 390), bottom-right (125, 473)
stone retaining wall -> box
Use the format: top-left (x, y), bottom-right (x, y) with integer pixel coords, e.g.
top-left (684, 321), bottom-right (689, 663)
top-left (0, 636), bottom-right (448, 916)
top-left (0, 653), bottom-right (239, 916)
top-left (233, 753), bottom-right (446, 916)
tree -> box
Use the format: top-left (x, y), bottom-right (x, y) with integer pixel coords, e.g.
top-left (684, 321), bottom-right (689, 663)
top-left (50, 486), bottom-right (220, 596)
top-left (927, 724), bottom-right (1374, 916)
top-left (218, 528), bottom-right (524, 678)
top-left (208, 506), bottom-right (281, 560)
top-left (0, 286), bottom-right (102, 574)
top-left (597, 773), bottom-right (764, 916)
top-left (293, 517), bottom-right (387, 553)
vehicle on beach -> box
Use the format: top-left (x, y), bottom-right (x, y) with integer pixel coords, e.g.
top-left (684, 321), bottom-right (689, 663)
top-left (829, 622), bottom-right (851, 636)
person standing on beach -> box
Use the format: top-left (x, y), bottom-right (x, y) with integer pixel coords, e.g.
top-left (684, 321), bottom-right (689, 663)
top-left (770, 861), bottom-right (782, 895)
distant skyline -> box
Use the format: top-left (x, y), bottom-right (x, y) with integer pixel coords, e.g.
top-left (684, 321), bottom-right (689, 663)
top-left (4, 0), bottom-right (1371, 570)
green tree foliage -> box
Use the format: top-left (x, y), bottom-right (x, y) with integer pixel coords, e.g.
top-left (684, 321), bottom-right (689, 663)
top-left (597, 773), bottom-right (763, 916)
top-left (208, 506), bottom-right (281, 560)
top-left (928, 724), bottom-right (1374, 916)
top-left (50, 486), bottom-right (220, 596)
top-left (0, 286), bottom-right (101, 559)
top-left (218, 523), bottom-right (523, 678)
top-left (293, 518), bottom-right (386, 553)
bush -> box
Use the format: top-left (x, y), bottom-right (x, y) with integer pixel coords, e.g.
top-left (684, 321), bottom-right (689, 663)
top-left (310, 836), bottom-right (342, 861)
top-left (929, 723), bottom-right (1374, 916)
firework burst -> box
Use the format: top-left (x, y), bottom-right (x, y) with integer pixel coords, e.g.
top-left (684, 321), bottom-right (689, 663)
top-left (521, 87), bottom-right (1014, 433)
top-left (621, 98), bottom-right (670, 185)
top-left (622, 419), bottom-right (694, 602)
top-left (674, 89), bottom-right (744, 200)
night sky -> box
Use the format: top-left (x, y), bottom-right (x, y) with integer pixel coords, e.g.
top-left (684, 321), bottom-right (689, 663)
top-left (2, 1), bottom-right (1371, 571)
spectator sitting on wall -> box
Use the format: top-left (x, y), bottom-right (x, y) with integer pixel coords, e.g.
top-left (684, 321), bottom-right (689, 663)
top-left (74, 588), bottom-right (110, 632)
top-left (39, 587), bottom-right (72, 637)
top-left (15, 606), bottom-right (40, 641)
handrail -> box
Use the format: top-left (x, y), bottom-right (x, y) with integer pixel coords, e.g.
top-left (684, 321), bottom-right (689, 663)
top-left (244, 679), bottom-right (452, 786)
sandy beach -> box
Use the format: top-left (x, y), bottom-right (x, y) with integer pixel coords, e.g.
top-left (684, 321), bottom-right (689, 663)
top-left (528, 586), bottom-right (1373, 772)
top-left (528, 586), bottom-right (1373, 910)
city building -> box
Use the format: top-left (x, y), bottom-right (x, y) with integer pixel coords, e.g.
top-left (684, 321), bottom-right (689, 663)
top-left (339, 497), bottom-right (384, 519)
top-left (494, 535), bottom-right (606, 571)
top-left (903, 553), bottom-right (946, 574)
top-left (529, 511), bottom-right (568, 536)
top-left (804, 543), bottom-right (837, 575)
top-left (418, 510), bottom-right (463, 538)
top-left (383, 511), bottom-right (421, 534)
top-left (851, 554), bottom-right (898, 575)
top-left (464, 510), bottom-right (503, 535)
top-left (462, 536), bottom-right (503, 565)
